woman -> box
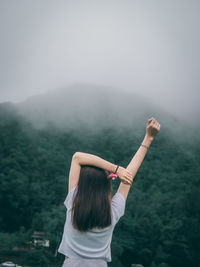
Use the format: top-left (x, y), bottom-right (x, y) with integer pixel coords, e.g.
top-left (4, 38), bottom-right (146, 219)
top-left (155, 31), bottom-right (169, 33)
top-left (58, 117), bottom-right (161, 267)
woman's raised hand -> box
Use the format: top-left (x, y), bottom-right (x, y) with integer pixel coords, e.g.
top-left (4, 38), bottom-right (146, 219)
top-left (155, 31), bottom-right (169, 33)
top-left (146, 117), bottom-right (161, 140)
top-left (116, 166), bottom-right (133, 185)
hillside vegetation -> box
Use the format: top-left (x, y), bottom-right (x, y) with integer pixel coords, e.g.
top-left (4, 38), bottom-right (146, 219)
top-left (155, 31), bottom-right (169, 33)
top-left (0, 86), bottom-right (199, 267)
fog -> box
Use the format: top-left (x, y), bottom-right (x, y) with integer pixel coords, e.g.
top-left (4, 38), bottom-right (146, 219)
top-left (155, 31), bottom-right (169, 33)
top-left (0, 0), bottom-right (199, 123)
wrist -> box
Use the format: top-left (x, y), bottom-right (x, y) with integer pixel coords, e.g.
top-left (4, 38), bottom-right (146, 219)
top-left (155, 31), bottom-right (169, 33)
top-left (143, 134), bottom-right (154, 146)
top-left (116, 166), bottom-right (122, 176)
top-left (111, 164), bottom-right (118, 174)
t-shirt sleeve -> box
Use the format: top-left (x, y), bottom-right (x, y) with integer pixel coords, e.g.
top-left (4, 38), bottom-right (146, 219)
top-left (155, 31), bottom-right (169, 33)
top-left (64, 186), bottom-right (77, 209)
top-left (111, 192), bottom-right (126, 224)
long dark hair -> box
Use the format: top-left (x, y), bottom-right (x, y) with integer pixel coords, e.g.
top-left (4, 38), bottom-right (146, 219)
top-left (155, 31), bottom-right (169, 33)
top-left (71, 165), bottom-right (112, 232)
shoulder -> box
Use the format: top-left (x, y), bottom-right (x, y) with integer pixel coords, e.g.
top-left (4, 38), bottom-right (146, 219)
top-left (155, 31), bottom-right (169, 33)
top-left (64, 186), bottom-right (78, 209)
top-left (112, 191), bottom-right (126, 201)
top-left (111, 192), bottom-right (126, 224)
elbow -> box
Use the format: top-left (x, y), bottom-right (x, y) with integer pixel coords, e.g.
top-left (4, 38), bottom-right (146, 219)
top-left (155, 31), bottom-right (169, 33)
top-left (73, 152), bottom-right (81, 159)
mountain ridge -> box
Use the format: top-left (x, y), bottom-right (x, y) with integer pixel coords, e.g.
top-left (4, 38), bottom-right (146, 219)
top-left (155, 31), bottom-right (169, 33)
top-left (0, 83), bottom-right (199, 146)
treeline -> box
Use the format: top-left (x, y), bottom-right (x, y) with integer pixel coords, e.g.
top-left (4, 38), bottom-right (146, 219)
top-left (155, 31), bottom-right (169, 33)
top-left (0, 105), bottom-right (199, 267)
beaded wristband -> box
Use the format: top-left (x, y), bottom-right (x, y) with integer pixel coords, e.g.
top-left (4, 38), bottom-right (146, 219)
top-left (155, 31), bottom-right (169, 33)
top-left (114, 165), bottom-right (119, 174)
top-left (141, 144), bottom-right (149, 149)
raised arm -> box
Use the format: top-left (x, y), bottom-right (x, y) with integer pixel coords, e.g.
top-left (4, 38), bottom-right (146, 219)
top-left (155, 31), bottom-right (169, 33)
top-left (69, 117), bottom-right (160, 193)
top-left (117, 117), bottom-right (161, 200)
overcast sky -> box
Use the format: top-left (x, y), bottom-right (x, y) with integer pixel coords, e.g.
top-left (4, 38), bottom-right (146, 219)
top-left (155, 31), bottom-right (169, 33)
top-left (0, 0), bottom-right (199, 122)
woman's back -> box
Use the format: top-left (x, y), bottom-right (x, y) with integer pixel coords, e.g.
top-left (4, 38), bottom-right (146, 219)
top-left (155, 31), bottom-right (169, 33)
top-left (58, 117), bottom-right (161, 267)
top-left (58, 185), bottom-right (126, 263)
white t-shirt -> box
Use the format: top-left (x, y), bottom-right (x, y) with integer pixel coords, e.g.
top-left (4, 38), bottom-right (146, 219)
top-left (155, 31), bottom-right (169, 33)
top-left (58, 186), bottom-right (126, 262)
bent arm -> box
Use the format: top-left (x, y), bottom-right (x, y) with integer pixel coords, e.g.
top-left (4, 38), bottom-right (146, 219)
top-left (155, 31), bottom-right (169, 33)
top-left (68, 152), bottom-right (118, 191)
top-left (117, 134), bottom-right (153, 200)
top-left (74, 152), bottom-right (117, 173)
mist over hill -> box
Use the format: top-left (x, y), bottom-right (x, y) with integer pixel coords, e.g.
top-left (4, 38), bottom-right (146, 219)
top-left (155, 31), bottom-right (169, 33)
top-left (1, 83), bottom-right (199, 148)
top-left (15, 83), bottom-right (161, 130)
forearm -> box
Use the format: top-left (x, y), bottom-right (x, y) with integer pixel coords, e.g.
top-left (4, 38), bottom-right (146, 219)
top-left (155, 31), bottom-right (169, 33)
top-left (126, 134), bottom-right (153, 181)
top-left (74, 152), bottom-right (117, 173)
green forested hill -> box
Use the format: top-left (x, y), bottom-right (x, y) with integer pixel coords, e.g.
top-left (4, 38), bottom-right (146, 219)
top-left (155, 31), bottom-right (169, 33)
top-left (0, 92), bottom-right (199, 267)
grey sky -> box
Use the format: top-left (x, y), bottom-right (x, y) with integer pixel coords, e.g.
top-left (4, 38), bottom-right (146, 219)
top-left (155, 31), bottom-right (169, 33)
top-left (0, 0), bottom-right (199, 121)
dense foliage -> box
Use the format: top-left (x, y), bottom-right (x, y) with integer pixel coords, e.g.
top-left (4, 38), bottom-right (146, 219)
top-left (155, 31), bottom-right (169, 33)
top-left (0, 104), bottom-right (199, 267)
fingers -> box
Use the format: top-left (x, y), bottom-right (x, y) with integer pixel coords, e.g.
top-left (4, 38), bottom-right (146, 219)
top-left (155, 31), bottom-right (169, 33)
top-left (147, 117), bottom-right (161, 129)
top-left (118, 169), bottom-right (133, 185)
top-left (125, 171), bottom-right (133, 182)
top-left (148, 117), bottom-right (156, 123)
top-left (149, 120), bottom-right (155, 127)
top-left (148, 118), bottom-right (156, 126)
top-left (123, 174), bottom-right (133, 184)
top-left (121, 179), bottom-right (132, 185)
top-left (124, 177), bottom-right (133, 184)
top-left (125, 181), bottom-right (132, 185)
top-left (147, 117), bottom-right (154, 126)
top-left (154, 121), bottom-right (161, 130)
top-left (119, 174), bottom-right (132, 185)
top-left (155, 121), bottom-right (159, 128)
top-left (148, 117), bottom-right (154, 122)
